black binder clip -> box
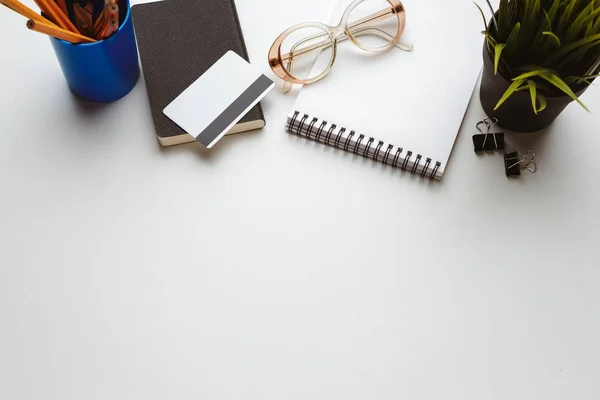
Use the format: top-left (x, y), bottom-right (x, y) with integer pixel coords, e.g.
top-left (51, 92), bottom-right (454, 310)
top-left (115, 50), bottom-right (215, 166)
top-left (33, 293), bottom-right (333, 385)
top-left (473, 117), bottom-right (505, 153)
top-left (504, 150), bottom-right (537, 177)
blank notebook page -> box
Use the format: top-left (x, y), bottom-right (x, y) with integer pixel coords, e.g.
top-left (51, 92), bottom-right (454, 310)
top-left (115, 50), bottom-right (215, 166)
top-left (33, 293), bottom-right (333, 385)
top-left (291, 0), bottom-right (483, 177)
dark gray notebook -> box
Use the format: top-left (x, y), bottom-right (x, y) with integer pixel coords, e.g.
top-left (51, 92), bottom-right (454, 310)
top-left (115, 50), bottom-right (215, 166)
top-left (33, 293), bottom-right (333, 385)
top-left (132, 0), bottom-right (266, 147)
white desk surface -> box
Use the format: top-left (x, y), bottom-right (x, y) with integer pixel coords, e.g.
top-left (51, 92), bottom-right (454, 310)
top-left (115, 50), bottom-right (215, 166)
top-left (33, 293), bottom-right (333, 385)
top-left (1, 1), bottom-right (599, 399)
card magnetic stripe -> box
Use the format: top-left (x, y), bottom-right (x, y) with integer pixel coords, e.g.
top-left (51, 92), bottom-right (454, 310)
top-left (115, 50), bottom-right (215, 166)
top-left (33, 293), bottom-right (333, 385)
top-left (196, 74), bottom-right (273, 147)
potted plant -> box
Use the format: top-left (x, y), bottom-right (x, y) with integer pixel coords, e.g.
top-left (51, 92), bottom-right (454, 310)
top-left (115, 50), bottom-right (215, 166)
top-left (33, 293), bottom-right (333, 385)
top-left (476, 0), bottom-right (600, 132)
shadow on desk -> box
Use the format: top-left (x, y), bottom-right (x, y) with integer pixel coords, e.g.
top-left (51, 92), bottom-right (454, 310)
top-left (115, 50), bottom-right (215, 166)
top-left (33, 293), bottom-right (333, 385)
top-left (69, 96), bottom-right (119, 121)
top-left (155, 128), bottom-right (264, 165)
top-left (505, 126), bottom-right (554, 152)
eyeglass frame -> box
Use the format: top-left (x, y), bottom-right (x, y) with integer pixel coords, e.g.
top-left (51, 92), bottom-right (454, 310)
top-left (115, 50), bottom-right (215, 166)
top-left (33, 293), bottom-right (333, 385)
top-left (268, 0), bottom-right (407, 86)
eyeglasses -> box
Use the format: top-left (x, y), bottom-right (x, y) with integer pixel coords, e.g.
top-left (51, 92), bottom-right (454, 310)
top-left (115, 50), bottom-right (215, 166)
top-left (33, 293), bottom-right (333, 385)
top-left (268, 0), bottom-right (412, 92)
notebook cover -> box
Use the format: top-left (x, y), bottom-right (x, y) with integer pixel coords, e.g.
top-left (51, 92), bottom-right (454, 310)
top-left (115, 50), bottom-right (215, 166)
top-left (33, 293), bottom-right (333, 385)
top-left (131, 0), bottom-right (265, 146)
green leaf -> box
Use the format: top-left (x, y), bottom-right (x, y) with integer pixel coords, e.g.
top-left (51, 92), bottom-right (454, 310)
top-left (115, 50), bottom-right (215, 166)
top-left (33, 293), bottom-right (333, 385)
top-left (547, 33), bottom-right (600, 63)
top-left (494, 43), bottom-right (506, 74)
top-left (580, 6), bottom-right (600, 31)
top-left (484, 0), bottom-right (498, 33)
top-left (515, 86), bottom-right (530, 92)
top-left (566, 3), bottom-right (593, 39)
top-left (533, 5), bottom-right (553, 48)
top-left (523, 0), bottom-right (541, 35)
top-left (494, 79), bottom-right (526, 110)
top-left (554, 40), bottom-right (600, 69)
top-left (566, 73), bottom-right (600, 85)
top-left (592, 14), bottom-right (600, 34)
top-left (497, 0), bottom-right (509, 37)
top-left (483, 31), bottom-right (497, 45)
top-left (474, 2), bottom-right (489, 32)
top-left (543, 10), bottom-right (553, 30)
top-left (543, 31), bottom-right (562, 47)
top-left (566, 3), bottom-right (599, 42)
top-left (482, 31), bottom-right (497, 56)
top-left (512, 68), bottom-right (554, 81)
top-left (586, 20), bottom-right (595, 37)
top-left (505, 0), bottom-right (519, 28)
top-left (547, 0), bottom-right (561, 25)
top-left (537, 94), bottom-right (547, 112)
top-left (557, 0), bottom-right (578, 36)
top-left (527, 80), bottom-right (538, 113)
top-left (505, 22), bottom-right (521, 54)
top-left (540, 73), bottom-right (590, 112)
top-left (565, 76), bottom-right (595, 86)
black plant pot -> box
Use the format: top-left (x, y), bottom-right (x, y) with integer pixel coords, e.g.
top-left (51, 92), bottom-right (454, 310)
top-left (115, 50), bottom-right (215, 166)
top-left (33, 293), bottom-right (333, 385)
top-left (479, 42), bottom-right (587, 133)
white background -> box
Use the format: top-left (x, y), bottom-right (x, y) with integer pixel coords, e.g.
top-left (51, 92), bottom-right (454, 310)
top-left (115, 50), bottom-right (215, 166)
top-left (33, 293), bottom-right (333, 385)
top-left (1, 1), bottom-right (599, 399)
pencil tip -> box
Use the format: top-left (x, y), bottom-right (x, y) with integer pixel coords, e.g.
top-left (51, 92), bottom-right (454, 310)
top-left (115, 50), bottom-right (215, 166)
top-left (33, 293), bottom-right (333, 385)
top-left (26, 20), bottom-right (35, 29)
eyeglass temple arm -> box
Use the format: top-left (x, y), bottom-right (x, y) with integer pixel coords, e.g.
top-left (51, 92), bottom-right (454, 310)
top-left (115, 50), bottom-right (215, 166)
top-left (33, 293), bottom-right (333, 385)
top-left (346, 6), bottom-right (402, 31)
top-left (282, 26), bottom-right (412, 64)
top-left (282, 27), bottom-right (412, 92)
top-left (280, 8), bottom-right (409, 63)
top-left (344, 27), bottom-right (413, 50)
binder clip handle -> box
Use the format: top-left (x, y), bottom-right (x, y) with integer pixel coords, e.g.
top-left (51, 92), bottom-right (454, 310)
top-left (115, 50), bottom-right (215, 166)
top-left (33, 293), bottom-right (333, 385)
top-left (473, 117), bottom-right (504, 153)
top-left (504, 149), bottom-right (538, 177)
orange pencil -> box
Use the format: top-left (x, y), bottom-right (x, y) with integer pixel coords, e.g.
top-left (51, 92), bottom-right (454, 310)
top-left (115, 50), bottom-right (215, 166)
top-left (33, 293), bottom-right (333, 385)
top-left (98, 21), bottom-right (111, 39)
top-left (95, 0), bottom-right (118, 40)
top-left (54, 0), bottom-right (68, 15)
top-left (33, 0), bottom-right (79, 33)
top-left (0, 0), bottom-right (49, 23)
top-left (93, 13), bottom-right (104, 37)
top-left (27, 19), bottom-right (96, 44)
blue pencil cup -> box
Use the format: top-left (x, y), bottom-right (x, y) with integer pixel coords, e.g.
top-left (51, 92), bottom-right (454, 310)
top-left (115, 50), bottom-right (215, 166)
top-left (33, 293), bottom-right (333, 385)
top-left (49, 1), bottom-right (139, 103)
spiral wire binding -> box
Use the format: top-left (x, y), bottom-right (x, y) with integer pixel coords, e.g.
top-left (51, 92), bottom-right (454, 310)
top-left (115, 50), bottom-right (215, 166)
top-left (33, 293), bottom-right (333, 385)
top-left (382, 144), bottom-right (393, 165)
top-left (315, 121), bottom-right (327, 141)
top-left (297, 114), bottom-right (308, 135)
top-left (421, 158), bottom-right (431, 178)
top-left (411, 155), bottom-right (422, 174)
top-left (363, 138), bottom-right (374, 157)
top-left (289, 112), bottom-right (299, 133)
top-left (344, 131), bottom-right (355, 151)
top-left (392, 148), bottom-right (402, 168)
top-left (325, 124), bottom-right (337, 145)
top-left (373, 141), bottom-right (384, 161)
top-left (287, 111), bottom-right (442, 180)
top-left (334, 128), bottom-right (346, 147)
top-left (354, 135), bottom-right (365, 154)
top-left (307, 117), bottom-right (318, 138)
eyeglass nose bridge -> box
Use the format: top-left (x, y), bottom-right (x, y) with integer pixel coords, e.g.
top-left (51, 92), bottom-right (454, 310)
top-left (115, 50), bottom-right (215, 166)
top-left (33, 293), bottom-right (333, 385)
top-left (331, 24), bottom-right (348, 40)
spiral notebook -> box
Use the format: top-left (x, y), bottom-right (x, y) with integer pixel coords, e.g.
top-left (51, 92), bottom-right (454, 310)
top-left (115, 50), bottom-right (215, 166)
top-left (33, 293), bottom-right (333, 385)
top-left (287, 0), bottom-right (482, 180)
